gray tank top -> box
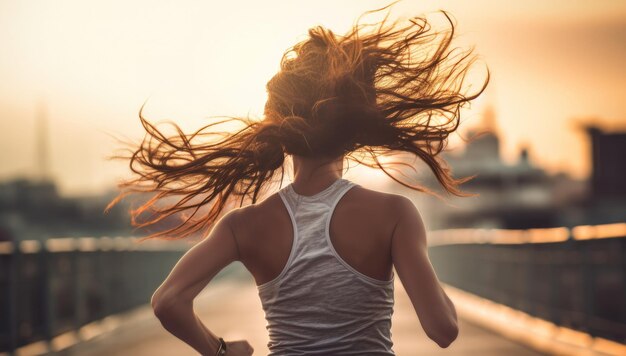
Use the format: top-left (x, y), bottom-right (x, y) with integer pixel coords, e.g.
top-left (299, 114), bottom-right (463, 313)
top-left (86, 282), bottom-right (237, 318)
top-left (257, 178), bottom-right (395, 355)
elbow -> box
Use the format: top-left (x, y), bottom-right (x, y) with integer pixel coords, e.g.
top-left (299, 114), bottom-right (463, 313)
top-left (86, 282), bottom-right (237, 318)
top-left (151, 288), bottom-right (192, 321)
top-left (426, 320), bottom-right (459, 348)
top-left (437, 323), bottom-right (459, 348)
top-left (151, 289), bottom-right (173, 319)
top-left (151, 294), bottom-right (165, 319)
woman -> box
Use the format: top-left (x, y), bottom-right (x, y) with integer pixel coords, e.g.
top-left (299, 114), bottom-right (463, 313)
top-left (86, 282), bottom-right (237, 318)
top-left (109, 4), bottom-right (489, 355)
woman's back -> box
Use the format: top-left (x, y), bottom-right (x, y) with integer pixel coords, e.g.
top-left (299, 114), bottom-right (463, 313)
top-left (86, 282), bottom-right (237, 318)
top-left (119, 6), bottom-right (487, 354)
top-left (231, 178), bottom-right (398, 355)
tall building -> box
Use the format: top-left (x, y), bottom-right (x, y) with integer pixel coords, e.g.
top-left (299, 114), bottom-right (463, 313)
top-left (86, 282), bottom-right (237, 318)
top-left (585, 126), bottom-right (626, 198)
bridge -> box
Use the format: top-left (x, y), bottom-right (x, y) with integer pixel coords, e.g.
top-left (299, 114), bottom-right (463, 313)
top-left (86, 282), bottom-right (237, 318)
top-left (1, 223), bottom-right (625, 355)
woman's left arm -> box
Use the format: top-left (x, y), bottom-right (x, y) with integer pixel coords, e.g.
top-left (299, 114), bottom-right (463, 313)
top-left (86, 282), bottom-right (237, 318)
top-left (150, 209), bottom-right (244, 355)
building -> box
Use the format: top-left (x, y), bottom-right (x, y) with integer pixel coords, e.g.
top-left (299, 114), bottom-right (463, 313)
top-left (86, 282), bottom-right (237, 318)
top-left (387, 106), bottom-right (588, 230)
top-left (586, 126), bottom-right (626, 198)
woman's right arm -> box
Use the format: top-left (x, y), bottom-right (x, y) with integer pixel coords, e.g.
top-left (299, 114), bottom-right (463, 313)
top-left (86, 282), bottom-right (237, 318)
top-left (389, 195), bottom-right (459, 348)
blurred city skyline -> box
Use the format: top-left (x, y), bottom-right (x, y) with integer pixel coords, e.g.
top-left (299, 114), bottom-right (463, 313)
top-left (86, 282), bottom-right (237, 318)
top-left (1, 0), bottom-right (625, 197)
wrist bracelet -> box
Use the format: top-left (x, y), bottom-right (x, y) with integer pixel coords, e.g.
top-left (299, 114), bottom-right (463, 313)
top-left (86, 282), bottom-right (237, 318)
top-left (215, 337), bottom-right (227, 356)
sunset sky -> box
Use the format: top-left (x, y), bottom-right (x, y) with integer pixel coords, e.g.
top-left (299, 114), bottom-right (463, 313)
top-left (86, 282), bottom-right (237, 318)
top-left (0, 0), bottom-right (625, 197)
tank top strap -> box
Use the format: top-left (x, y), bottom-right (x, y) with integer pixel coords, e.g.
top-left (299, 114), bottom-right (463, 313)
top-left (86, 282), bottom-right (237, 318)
top-left (277, 183), bottom-right (299, 215)
top-left (262, 178), bottom-right (354, 291)
top-left (327, 179), bottom-right (358, 211)
top-left (275, 178), bottom-right (357, 261)
top-left (279, 178), bottom-right (356, 212)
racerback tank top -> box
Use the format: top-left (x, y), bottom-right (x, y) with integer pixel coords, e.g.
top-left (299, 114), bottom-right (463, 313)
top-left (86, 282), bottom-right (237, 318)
top-left (257, 178), bottom-right (396, 355)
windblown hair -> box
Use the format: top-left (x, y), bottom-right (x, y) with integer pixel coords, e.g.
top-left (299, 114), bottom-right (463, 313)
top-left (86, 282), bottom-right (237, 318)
top-left (107, 3), bottom-right (490, 241)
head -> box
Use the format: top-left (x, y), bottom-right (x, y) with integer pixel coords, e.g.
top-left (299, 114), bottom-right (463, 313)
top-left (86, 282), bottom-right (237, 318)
top-left (107, 4), bottom-right (489, 240)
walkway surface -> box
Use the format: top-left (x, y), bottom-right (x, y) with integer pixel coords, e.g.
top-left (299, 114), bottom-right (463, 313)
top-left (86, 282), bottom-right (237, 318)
top-left (60, 272), bottom-right (543, 356)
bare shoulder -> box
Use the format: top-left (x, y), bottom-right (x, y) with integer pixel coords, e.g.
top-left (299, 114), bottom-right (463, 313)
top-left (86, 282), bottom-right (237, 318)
top-left (351, 186), bottom-right (426, 240)
top-left (222, 191), bottom-right (285, 238)
top-left (338, 185), bottom-right (419, 240)
top-left (349, 184), bottom-right (416, 218)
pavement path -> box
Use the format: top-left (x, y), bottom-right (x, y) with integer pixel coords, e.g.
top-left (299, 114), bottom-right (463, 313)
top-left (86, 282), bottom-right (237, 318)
top-left (62, 272), bottom-right (543, 356)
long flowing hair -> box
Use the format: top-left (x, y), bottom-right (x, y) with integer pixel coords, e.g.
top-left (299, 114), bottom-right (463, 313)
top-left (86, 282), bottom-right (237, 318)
top-left (106, 3), bottom-right (490, 241)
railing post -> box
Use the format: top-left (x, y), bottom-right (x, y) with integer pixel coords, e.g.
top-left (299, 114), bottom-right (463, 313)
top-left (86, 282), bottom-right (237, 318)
top-left (7, 243), bottom-right (19, 355)
top-left (582, 240), bottom-right (594, 335)
top-left (99, 238), bottom-right (113, 318)
top-left (622, 238), bottom-right (626, 330)
top-left (72, 243), bottom-right (83, 342)
top-left (41, 241), bottom-right (54, 353)
top-left (550, 244), bottom-right (560, 326)
top-left (524, 244), bottom-right (534, 316)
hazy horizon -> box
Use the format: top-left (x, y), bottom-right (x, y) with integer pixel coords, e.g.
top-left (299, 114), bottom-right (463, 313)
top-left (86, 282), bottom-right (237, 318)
top-left (1, 0), bottom-right (625, 197)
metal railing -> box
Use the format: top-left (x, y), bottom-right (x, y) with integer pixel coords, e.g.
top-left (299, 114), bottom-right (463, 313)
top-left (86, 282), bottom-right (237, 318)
top-left (428, 222), bottom-right (626, 344)
top-left (0, 236), bottom-right (240, 354)
top-left (2, 222), bottom-right (625, 352)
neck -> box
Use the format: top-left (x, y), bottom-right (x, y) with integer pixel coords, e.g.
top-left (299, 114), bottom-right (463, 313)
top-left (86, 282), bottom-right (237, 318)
top-left (290, 154), bottom-right (344, 195)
